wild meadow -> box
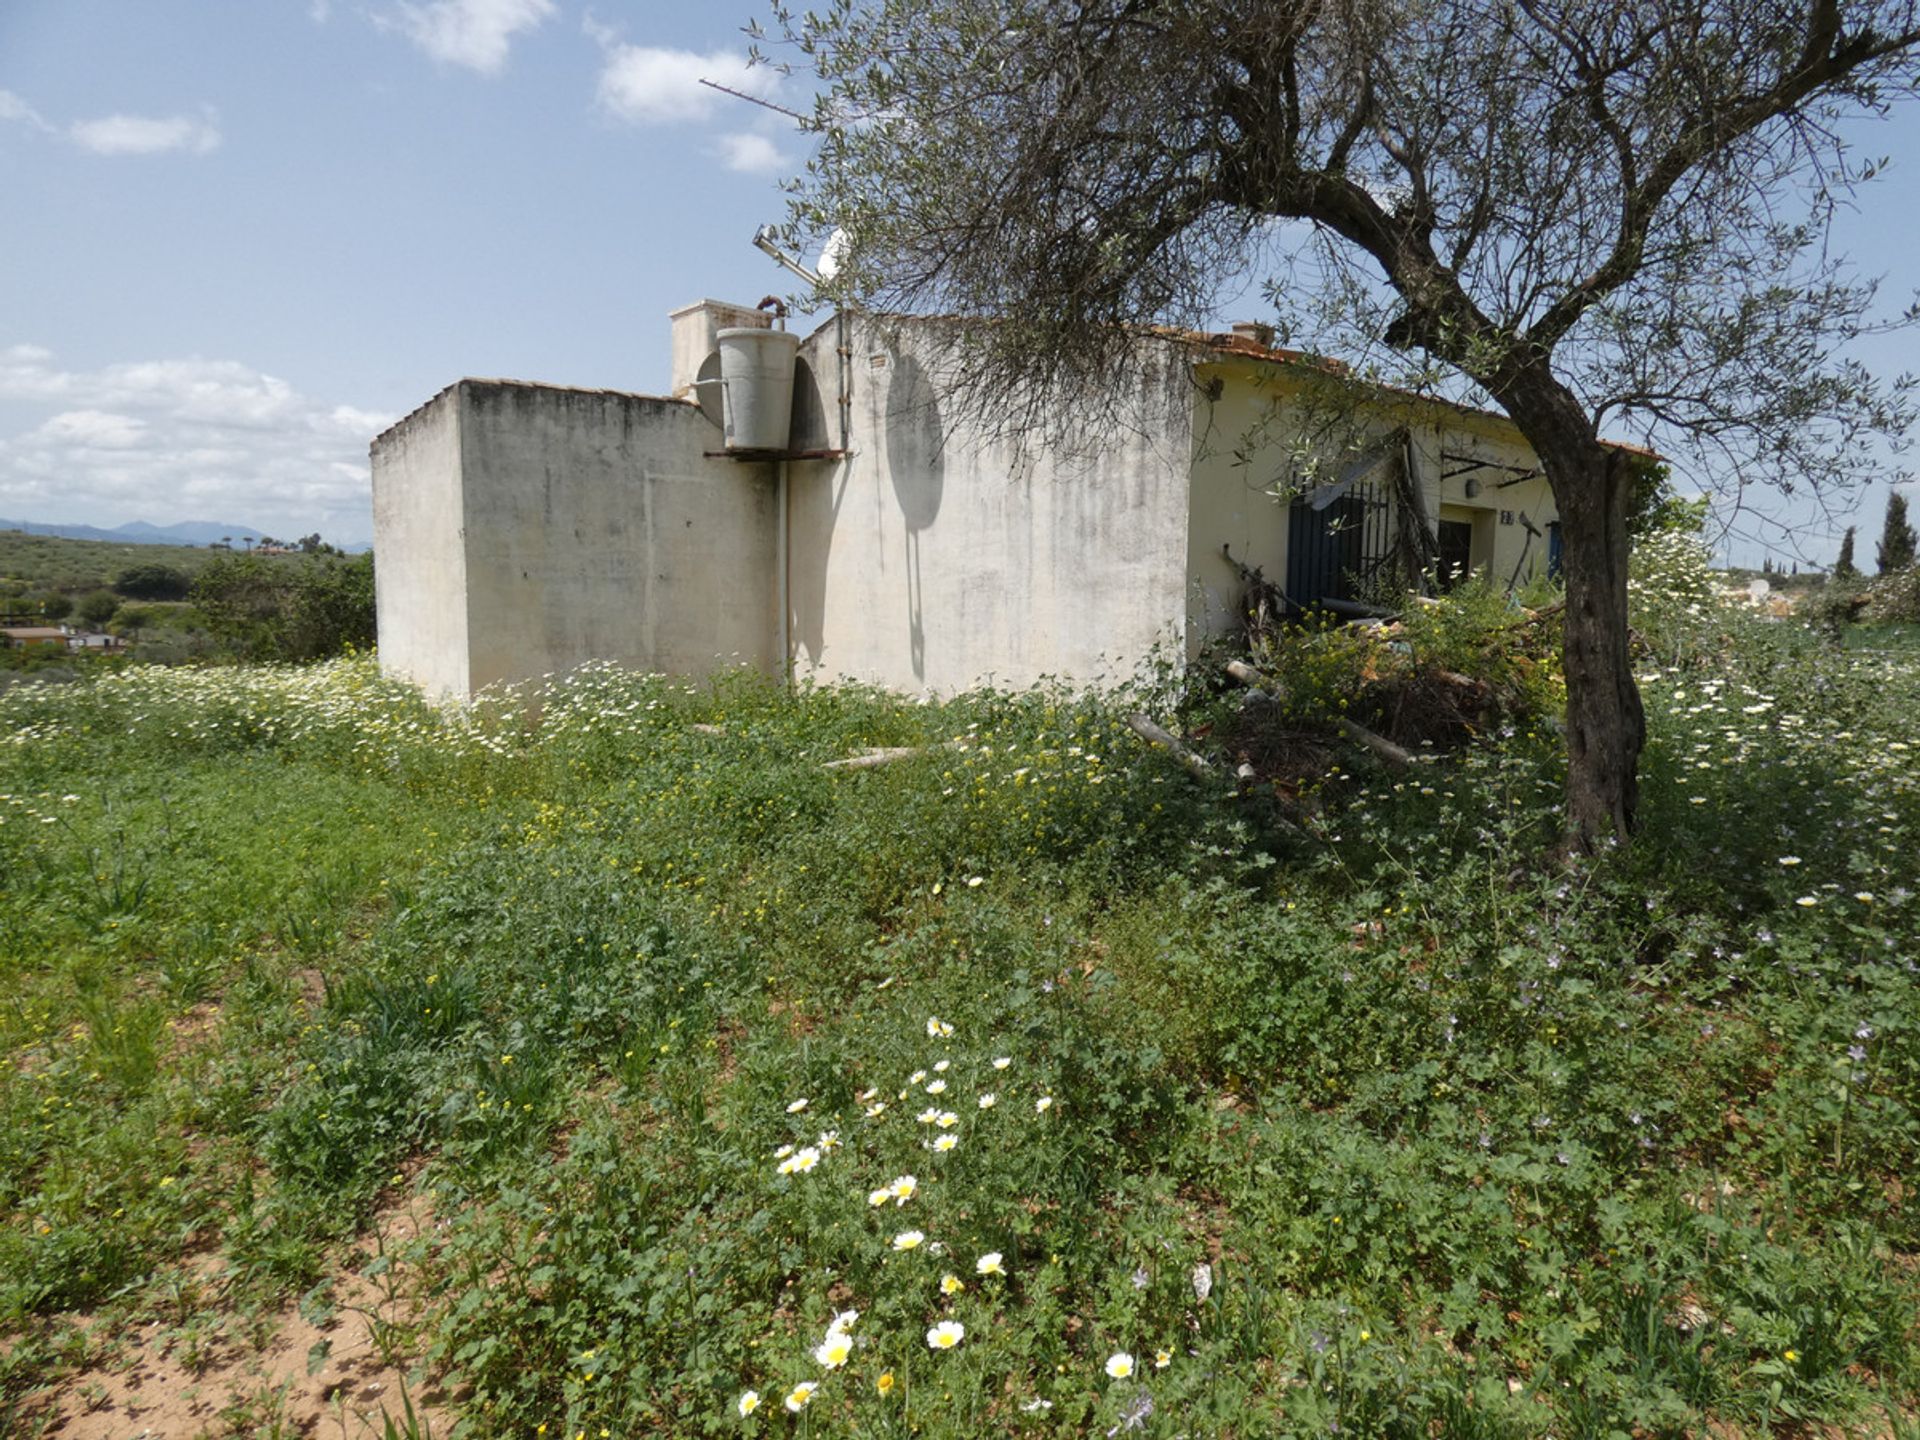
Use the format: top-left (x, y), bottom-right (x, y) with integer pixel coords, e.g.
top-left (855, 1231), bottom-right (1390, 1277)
top-left (1, 583), bottom-right (1917, 1436)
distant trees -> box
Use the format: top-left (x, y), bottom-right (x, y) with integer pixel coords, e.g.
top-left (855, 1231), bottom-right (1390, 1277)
top-left (1836, 527), bottom-right (1859, 579)
top-left (37, 592), bottom-right (73, 621)
top-left (111, 603), bottom-right (159, 640)
top-left (113, 562), bottom-right (192, 601)
top-left (76, 590), bottom-right (121, 628)
top-left (189, 551), bottom-right (374, 662)
top-left (1879, 491), bottom-right (1917, 574)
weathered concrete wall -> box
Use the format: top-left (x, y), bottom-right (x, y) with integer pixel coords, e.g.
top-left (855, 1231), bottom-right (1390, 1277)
top-left (371, 386), bottom-right (470, 699)
top-left (786, 317), bottom-right (1195, 693)
top-left (371, 380), bottom-right (779, 698)
top-left (374, 311), bottom-right (1566, 707)
top-left (456, 382), bottom-right (779, 692)
top-left (1185, 359), bottom-right (1560, 643)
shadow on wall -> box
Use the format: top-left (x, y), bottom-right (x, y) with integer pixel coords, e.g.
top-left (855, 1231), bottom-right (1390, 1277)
top-left (886, 352), bottom-right (945, 680)
top-left (790, 357), bottom-right (842, 669)
top-left (788, 345), bottom-right (946, 681)
top-left (790, 357), bottom-right (832, 453)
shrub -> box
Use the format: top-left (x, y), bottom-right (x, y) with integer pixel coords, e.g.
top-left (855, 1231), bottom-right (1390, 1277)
top-left (1800, 577), bottom-right (1868, 637)
top-left (113, 563), bottom-right (192, 602)
top-left (1629, 525), bottom-right (1731, 666)
top-left (1866, 564), bottom-right (1920, 623)
top-left (75, 590), bottom-right (120, 628)
top-left (190, 552), bottom-right (374, 662)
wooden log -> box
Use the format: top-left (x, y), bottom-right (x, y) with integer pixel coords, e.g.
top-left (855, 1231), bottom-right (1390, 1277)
top-left (1126, 713), bottom-right (1213, 780)
top-left (823, 745), bottom-right (927, 770)
top-left (1502, 597), bottom-right (1565, 630)
top-left (1335, 717), bottom-right (1412, 769)
top-left (822, 739), bottom-right (968, 770)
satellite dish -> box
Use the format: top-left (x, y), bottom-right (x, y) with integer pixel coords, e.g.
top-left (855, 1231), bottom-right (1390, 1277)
top-left (817, 228), bottom-right (849, 282)
top-left (1748, 577), bottom-right (1771, 600)
top-left (693, 349), bottom-right (724, 428)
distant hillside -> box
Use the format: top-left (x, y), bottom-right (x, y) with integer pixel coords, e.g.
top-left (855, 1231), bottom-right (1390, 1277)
top-left (0, 530), bottom-right (347, 596)
top-left (0, 517), bottom-right (267, 547)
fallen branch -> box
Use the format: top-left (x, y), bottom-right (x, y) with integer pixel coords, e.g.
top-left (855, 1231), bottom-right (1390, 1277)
top-left (1335, 717), bottom-right (1412, 770)
top-left (822, 738), bottom-right (971, 771)
top-left (1501, 597), bottom-right (1565, 631)
top-left (1226, 652), bottom-right (1415, 768)
top-left (1223, 658), bottom-right (1279, 694)
top-left (823, 745), bottom-right (929, 770)
top-left (1126, 713), bottom-right (1213, 780)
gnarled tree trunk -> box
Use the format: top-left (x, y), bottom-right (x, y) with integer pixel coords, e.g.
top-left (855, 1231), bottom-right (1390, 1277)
top-left (1497, 369), bottom-right (1647, 849)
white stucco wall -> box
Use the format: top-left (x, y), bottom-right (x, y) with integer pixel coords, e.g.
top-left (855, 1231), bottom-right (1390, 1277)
top-left (371, 386), bottom-right (470, 699)
top-left (785, 316), bottom-right (1196, 693)
top-left (371, 380), bottom-right (780, 698)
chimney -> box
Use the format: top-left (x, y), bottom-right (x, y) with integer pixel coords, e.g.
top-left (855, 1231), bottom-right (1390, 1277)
top-left (669, 299), bottom-right (772, 399)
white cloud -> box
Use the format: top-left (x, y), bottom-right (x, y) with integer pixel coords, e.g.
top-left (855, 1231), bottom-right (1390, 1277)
top-left (719, 132), bottom-right (785, 174)
top-left (597, 45), bottom-right (774, 126)
top-left (0, 345), bottom-right (395, 535)
top-left (388, 0), bottom-right (555, 75)
top-left (31, 411), bottom-right (147, 449)
top-left (70, 112), bottom-right (221, 156)
top-left (0, 90), bottom-right (53, 133)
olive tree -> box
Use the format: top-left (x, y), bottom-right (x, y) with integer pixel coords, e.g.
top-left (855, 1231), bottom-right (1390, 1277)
top-left (765, 0), bottom-right (1920, 848)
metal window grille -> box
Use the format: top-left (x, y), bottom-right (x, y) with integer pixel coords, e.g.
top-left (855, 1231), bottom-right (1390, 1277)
top-left (1285, 478), bottom-right (1397, 609)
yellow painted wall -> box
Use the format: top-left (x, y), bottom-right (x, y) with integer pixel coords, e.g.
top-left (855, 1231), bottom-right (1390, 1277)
top-left (1185, 360), bottom-right (1560, 644)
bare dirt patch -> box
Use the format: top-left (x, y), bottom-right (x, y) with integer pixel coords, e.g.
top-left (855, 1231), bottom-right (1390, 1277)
top-left (26, 1195), bottom-right (459, 1440)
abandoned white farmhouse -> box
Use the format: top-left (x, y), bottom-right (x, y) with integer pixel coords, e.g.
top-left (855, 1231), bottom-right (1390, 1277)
top-left (370, 301), bottom-right (1563, 701)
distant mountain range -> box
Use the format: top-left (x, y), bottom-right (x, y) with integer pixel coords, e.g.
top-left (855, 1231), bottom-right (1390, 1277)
top-left (0, 518), bottom-right (370, 551)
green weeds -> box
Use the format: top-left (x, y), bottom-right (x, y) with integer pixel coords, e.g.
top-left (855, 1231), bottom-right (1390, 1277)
top-left (0, 649), bottom-right (1916, 1436)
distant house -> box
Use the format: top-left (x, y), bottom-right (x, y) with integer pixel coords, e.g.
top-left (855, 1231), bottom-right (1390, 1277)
top-left (373, 300), bottom-right (1575, 701)
top-left (66, 631), bottom-right (126, 652)
top-left (2, 626), bottom-right (70, 652)
top-left (1, 627), bottom-right (127, 654)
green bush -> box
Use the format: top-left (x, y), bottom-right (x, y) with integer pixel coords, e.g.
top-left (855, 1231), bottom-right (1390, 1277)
top-left (75, 589), bottom-right (120, 628)
top-left (190, 551), bottom-right (374, 661)
top-left (112, 563), bottom-right (192, 602)
top-left (1867, 564), bottom-right (1920, 622)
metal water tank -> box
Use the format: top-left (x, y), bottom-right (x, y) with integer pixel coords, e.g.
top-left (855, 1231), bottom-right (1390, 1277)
top-left (716, 327), bottom-right (800, 452)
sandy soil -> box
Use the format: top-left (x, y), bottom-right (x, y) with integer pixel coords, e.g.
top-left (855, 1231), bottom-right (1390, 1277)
top-left (25, 1196), bottom-right (461, 1440)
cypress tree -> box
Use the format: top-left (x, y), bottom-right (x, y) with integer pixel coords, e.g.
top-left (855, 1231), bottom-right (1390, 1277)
top-left (1878, 490), bottom-right (1917, 574)
top-left (1836, 526), bottom-right (1858, 578)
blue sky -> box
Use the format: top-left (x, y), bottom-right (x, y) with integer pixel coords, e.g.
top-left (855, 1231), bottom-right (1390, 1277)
top-left (1, 0), bottom-right (1916, 564)
top-left (0, 0), bottom-right (807, 544)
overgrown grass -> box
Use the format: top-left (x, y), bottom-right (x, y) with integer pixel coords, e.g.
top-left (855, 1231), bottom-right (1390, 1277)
top-left (0, 642), bottom-right (1915, 1438)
